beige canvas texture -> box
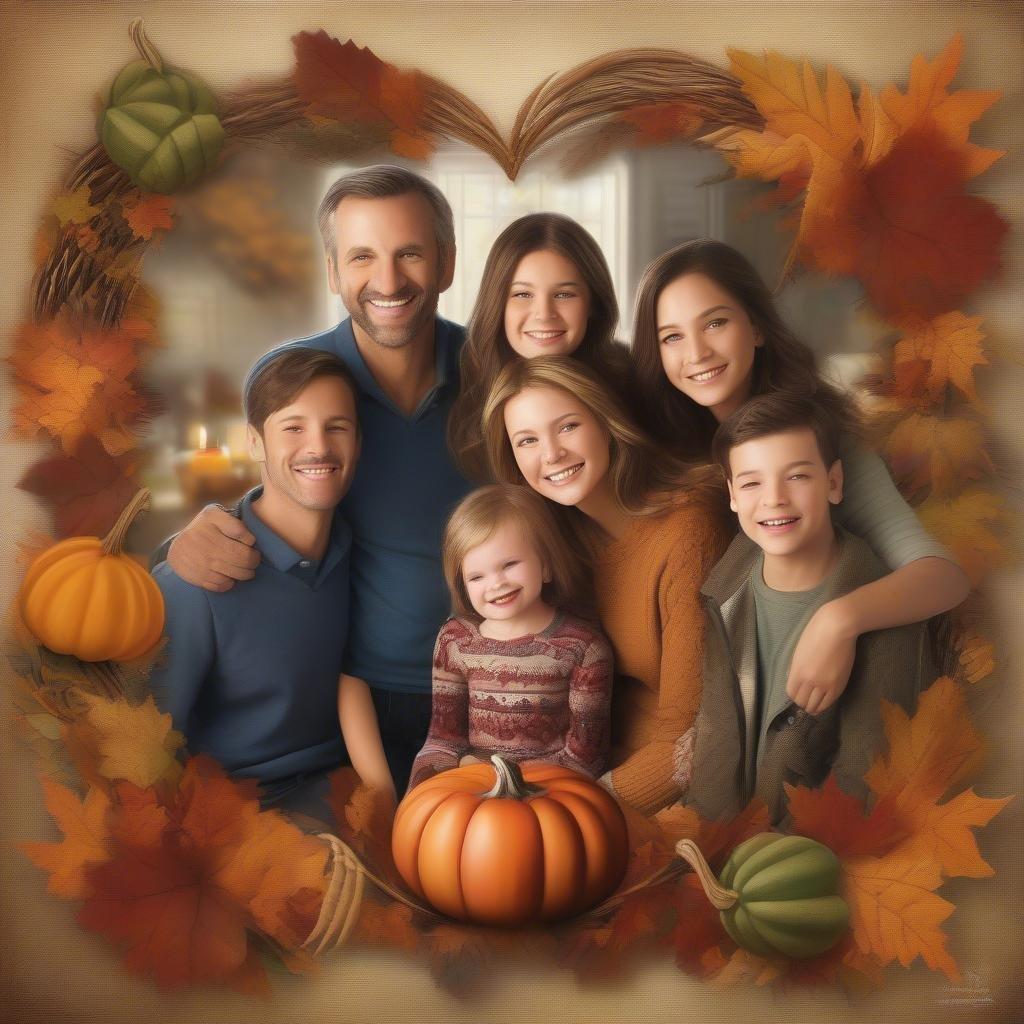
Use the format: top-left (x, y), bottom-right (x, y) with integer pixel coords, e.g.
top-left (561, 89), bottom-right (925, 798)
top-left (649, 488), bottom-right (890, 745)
top-left (1, 1), bottom-right (1022, 1022)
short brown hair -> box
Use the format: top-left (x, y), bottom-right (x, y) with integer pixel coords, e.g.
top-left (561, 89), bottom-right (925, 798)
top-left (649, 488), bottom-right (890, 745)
top-left (316, 164), bottom-right (455, 263)
top-left (244, 349), bottom-right (359, 435)
top-left (442, 484), bottom-right (589, 621)
top-left (711, 392), bottom-right (842, 479)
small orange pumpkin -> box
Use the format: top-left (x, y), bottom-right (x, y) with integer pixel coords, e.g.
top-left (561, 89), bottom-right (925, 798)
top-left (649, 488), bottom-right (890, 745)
top-left (20, 489), bottom-right (165, 662)
top-left (392, 755), bottom-right (628, 926)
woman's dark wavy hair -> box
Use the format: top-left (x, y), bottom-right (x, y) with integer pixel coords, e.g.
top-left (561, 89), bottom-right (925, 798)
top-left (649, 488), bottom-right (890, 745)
top-left (449, 212), bottom-right (631, 482)
top-left (631, 239), bottom-right (860, 458)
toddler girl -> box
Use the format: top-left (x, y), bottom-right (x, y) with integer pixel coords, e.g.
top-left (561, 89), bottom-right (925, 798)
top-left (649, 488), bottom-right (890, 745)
top-left (408, 484), bottom-right (613, 790)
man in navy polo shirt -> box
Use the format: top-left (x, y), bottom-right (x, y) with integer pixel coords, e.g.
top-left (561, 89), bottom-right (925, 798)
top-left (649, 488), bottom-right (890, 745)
top-left (152, 349), bottom-right (362, 816)
top-left (165, 167), bottom-right (472, 792)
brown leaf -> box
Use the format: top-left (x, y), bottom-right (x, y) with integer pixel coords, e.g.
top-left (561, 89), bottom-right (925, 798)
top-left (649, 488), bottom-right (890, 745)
top-left (21, 779), bottom-right (111, 898)
top-left (353, 898), bottom-right (421, 952)
top-left (17, 435), bottom-right (139, 539)
top-left (892, 312), bottom-right (988, 403)
top-left (328, 768), bottom-right (397, 880)
top-left (697, 797), bottom-right (772, 869)
top-left (881, 413), bottom-right (990, 497)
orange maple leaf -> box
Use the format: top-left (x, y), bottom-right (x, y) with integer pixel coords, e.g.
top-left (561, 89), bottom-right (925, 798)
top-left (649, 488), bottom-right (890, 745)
top-left (879, 34), bottom-right (1004, 178)
top-left (954, 626), bottom-right (995, 685)
top-left (917, 489), bottom-right (1009, 586)
top-left (881, 412), bottom-right (990, 497)
top-left (293, 32), bottom-right (431, 151)
top-left (667, 872), bottom-right (729, 977)
top-left (327, 767), bottom-right (398, 882)
top-left (842, 851), bottom-right (959, 980)
top-left (785, 776), bottom-right (909, 860)
top-left (865, 677), bottom-right (984, 808)
top-left (696, 797), bottom-right (772, 869)
top-left (799, 129), bottom-right (1007, 319)
top-left (120, 193), bottom-right (175, 241)
top-left (77, 758), bottom-right (328, 990)
top-left (892, 312), bottom-right (988, 403)
top-left (727, 48), bottom-right (860, 161)
top-left (21, 779), bottom-right (111, 898)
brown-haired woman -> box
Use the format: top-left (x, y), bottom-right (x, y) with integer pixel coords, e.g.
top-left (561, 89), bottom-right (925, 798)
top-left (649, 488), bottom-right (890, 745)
top-left (482, 356), bottom-right (731, 817)
top-left (449, 212), bottom-right (633, 481)
top-left (630, 238), bottom-right (969, 714)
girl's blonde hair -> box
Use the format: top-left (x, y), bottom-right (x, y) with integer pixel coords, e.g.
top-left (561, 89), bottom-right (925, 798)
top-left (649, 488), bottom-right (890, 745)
top-left (481, 356), bottom-right (711, 523)
top-left (442, 484), bottom-right (589, 621)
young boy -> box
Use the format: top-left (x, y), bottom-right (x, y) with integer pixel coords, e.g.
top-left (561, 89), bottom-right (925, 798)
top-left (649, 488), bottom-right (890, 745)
top-left (685, 393), bottom-right (936, 824)
top-left (151, 348), bottom-right (368, 820)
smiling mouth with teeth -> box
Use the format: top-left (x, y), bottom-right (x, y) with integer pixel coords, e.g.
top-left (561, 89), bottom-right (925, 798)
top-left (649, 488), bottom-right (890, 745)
top-left (488, 589), bottom-right (521, 605)
top-left (759, 516), bottom-right (800, 527)
top-left (545, 463), bottom-right (583, 483)
top-left (368, 296), bottom-right (414, 308)
top-left (525, 329), bottom-right (565, 339)
top-left (294, 466), bottom-right (338, 477)
top-left (688, 364), bottom-right (727, 383)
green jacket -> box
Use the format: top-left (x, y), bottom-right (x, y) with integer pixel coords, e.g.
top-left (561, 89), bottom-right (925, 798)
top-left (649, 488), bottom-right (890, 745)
top-left (686, 527), bottom-right (936, 824)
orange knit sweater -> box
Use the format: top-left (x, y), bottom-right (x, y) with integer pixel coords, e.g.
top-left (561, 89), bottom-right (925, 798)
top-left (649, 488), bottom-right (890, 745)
top-left (594, 499), bottom-right (731, 815)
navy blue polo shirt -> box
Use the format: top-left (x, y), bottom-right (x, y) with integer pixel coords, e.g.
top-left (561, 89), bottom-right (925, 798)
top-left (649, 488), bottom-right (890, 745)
top-left (150, 487), bottom-right (351, 784)
top-left (246, 316), bottom-right (472, 695)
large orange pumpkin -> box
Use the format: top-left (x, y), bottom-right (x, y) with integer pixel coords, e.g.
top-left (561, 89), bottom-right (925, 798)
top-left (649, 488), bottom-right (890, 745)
top-left (20, 489), bottom-right (165, 662)
top-left (392, 755), bottom-right (629, 926)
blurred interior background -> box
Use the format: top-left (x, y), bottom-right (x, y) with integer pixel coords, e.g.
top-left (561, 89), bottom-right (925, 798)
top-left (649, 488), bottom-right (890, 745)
top-left (138, 138), bottom-right (871, 554)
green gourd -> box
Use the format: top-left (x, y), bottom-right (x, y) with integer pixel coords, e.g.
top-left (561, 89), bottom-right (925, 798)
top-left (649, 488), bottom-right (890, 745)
top-left (676, 833), bottom-right (849, 959)
top-left (100, 22), bottom-right (224, 194)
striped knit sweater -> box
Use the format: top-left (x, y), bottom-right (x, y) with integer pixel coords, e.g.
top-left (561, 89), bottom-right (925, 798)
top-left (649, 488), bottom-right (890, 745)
top-left (408, 612), bottom-right (613, 790)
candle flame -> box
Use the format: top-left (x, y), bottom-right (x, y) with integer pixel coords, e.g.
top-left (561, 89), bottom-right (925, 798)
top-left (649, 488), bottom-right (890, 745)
top-left (198, 425), bottom-right (207, 449)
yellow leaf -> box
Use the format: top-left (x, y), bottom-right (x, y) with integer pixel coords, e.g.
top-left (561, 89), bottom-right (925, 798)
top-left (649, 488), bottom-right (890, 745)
top-left (75, 694), bottom-right (184, 788)
top-left (52, 186), bottom-right (100, 226)
top-left (882, 413), bottom-right (990, 497)
top-left (719, 128), bottom-right (814, 184)
top-left (728, 48), bottom-right (860, 161)
top-left (843, 851), bottom-right (959, 980)
top-left (917, 489), bottom-right (1009, 586)
top-left (956, 627), bottom-right (995, 685)
top-left (893, 312), bottom-right (988, 402)
top-left (21, 779), bottom-right (111, 898)
top-left (865, 676), bottom-right (984, 806)
top-left (879, 34), bottom-right (1004, 178)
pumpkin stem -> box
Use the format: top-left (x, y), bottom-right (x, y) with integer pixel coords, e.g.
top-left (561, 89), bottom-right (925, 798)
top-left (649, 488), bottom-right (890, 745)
top-left (101, 488), bottom-right (152, 556)
top-left (129, 17), bottom-right (164, 73)
top-left (483, 755), bottom-right (544, 801)
top-left (675, 839), bottom-right (739, 911)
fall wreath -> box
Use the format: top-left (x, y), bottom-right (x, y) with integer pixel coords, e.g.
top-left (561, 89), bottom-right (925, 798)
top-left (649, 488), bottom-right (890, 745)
top-left (8, 20), bottom-right (1014, 997)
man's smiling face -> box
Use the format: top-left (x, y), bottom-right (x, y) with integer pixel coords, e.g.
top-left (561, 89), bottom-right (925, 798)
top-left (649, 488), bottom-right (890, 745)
top-left (327, 191), bottom-right (454, 351)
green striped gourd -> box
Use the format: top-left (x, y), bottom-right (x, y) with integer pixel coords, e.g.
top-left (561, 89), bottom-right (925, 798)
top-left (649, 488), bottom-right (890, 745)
top-left (100, 27), bottom-right (223, 194)
top-left (676, 833), bottom-right (849, 959)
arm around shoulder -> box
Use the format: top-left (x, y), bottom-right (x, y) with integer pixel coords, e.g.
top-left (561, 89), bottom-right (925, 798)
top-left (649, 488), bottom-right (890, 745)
top-left (166, 504), bottom-right (260, 592)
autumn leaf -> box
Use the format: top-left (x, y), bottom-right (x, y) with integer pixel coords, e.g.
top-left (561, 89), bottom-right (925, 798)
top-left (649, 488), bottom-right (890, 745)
top-left (842, 851), bottom-right (959, 980)
top-left (786, 776), bottom-right (909, 860)
top-left (917, 489), bottom-right (1009, 586)
top-left (879, 34), bottom-right (1004, 178)
top-left (728, 48), bottom-right (860, 161)
top-left (52, 185), bottom-right (100, 226)
top-left (667, 872), bottom-right (729, 977)
top-left (11, 348), bottom-right (104, 451)
top-left (893, 312), bottom-right (988, 402)
top-left (954, 626), bottom-right (995, 685)
top-left (710, 946), bottom-right (782, 988)
top-left (120, 193), bottom-right (175, 241)
top-left (881, 412), bottom-right (990, 497)
top-left (865, 676), bottom-right (983, 808)
top-left (856, 81), bottom-right (898, 167)
top-left (696, 797), bottom-right (771, 869)
top-left (17, 436), bottom-right (139, 538)
top-left (21, 779), bottom-right (111, 898)
top-left (719, 128), bottom-right (813, 189)
top-left (353, 897), bottom-right (421, 951)
top-left (70, 694), bottom-right (184, 789)
top-left (327, 767), bottom-right (397, 881)
top-left (799, 128), bottom-right (1007, 319)
top-left (292, 31), bottom-right (433, 159)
